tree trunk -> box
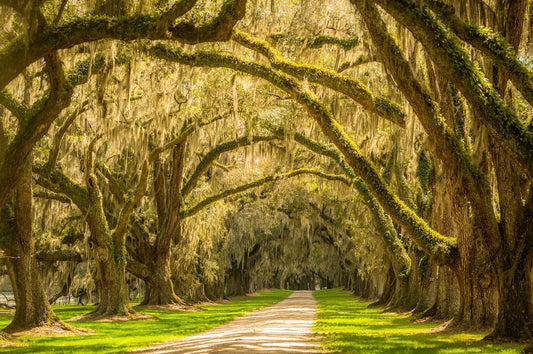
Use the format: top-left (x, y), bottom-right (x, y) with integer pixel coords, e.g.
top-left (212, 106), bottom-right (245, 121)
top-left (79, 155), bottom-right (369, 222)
top-left (3, 155), bottom-right (58, 332)
top-left (487, 253), bottom-right (533, 340)
top-left (139, 143), bottom-right (185, 306)
top-left (142, 252), bottom-right (182, 305)
top-left (4, 247), bottom-right (58, 332)
top-left (92, 250), bottom-right (132, 316)
top-left (225, 262), bottom-right (248, 296)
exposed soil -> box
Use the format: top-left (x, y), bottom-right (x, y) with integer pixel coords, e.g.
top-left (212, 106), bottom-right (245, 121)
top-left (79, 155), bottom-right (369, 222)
top-left (11, 322), bottom-right (89, 337)
top-left (70, 312), bottom-right (158, 322)
top-left (133, 290), bottom-right (320, 353)
top-left (134, 304), bottom-right (204, 312)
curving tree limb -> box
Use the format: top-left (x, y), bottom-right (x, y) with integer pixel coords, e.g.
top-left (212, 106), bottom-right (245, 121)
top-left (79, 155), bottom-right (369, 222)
top-left (146, 43), bottom-right (457, 262)
top-left (232, 29), bottom-right (406, 128)
top-left (181, 168), bottom-right (351, 218)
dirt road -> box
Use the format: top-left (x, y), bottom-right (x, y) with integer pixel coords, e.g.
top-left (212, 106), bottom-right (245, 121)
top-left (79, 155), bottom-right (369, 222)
top-left (135, 290), bottom-right (320, 353)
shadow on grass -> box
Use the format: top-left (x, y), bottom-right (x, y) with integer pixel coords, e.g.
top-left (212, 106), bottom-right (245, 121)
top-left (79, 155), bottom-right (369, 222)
top-left (0, 290), bottom-right (292, 353)
top-left (313, 289), bottom-right (524, 353)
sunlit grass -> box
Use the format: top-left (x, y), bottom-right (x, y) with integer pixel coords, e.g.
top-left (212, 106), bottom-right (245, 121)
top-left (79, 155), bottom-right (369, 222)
top-left (313, 289), bottom-right (524, 353)
top-left (0, 289), bottom-right (292, 353)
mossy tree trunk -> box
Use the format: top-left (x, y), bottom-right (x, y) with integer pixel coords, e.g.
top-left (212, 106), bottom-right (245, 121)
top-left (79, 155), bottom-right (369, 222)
top-left (85, 181), bottom-right (133, 316)
top-left (127, 133), bottom-right (323, 303)
top-left (141, 143), bottom-right (186, 306)
top-left (91, 250), bottom-right (131, 316)
top-left (354, 0), bottom-right (507, 329)
top-left (2, 155), bottom-right (59, 332)
top-left (84, 138), bottom-right (148, 316)
top-left (485, 146), bottom-right (533, 339)
top-left (489, 251), bottom-right (533, 339)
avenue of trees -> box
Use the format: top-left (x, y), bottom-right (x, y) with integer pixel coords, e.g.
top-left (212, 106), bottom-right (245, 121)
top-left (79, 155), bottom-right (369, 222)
top-left (0, 0), bottom-right (532, 342)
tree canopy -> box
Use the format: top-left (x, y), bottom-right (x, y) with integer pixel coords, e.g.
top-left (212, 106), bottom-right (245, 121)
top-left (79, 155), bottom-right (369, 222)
top-left (0, 0), bottom-right (532, 342)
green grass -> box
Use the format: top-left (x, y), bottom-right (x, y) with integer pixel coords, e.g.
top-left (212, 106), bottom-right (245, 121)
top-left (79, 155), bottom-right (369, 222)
top-left (0, 289), bottom-right (292, 353)
top-left (313, 289), bottom-right (524, 353)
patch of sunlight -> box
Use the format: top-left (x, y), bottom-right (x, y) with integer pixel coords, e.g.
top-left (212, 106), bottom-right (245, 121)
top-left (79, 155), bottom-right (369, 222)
top-left (312, 289), bottom-right (524, 353)
top-left (0, 290), bottom-right (292, 353)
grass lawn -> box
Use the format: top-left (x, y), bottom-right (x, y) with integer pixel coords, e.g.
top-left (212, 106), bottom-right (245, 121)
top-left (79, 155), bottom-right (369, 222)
top-left (313, 289), bottom-right (525, 353)
top-left (0, 289), bottom-right (292, 353)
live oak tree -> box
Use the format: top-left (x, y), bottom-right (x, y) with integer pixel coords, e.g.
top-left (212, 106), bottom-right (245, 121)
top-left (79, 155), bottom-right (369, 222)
top-left (1, 0), bottom-right (533, 342)
top-left (144, 0), bottom-right (533, 339)
top-left (0, 0), bottom-right (247, 326)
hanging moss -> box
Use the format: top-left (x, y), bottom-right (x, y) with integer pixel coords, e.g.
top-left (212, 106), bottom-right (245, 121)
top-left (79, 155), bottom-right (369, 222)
top-left (416, 151), bottom-right (433, 195)
top-left (418, 254), bottom-right (429, 279)
top-left (232, 29), bottom-right (406, 128)
top-left (373, 0), bottom-right (533, 175)
top-left (426, 0), bottom-right (533, 107)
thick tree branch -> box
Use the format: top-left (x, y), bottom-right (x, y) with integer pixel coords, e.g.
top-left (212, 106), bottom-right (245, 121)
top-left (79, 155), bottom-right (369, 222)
top-left (270, 33), bottom-right (359, 51)
top-left (426, 0), bottom-right (533, 107)
top-left (33, 191), bottom-right (71, 203)
top-left (147, 43), bottom-right (456, 261)
top-left (181, 135), bottom-right (279, 197)
top-left (353, 0), bottom-right (500, 257)
top-left (0, 0), bottom-right (247, 90)
top-left (181, 168), bottom-right (351, 218)
top-left (369, 0), bottom-right (533, 176)
top-left (0, 89), bottom-right (30, 120)
top-left (126, 257), bottom-right (151, 279)
top-left (232, 29), bottom-right (406, 128)
top-left (36, 249), bottom-right (82, 262)
top-left (33, 164), bottom-right (89, 212)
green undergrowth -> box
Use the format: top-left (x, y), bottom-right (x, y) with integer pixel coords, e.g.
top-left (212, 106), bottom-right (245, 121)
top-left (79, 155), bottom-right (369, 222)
top-left (0, 289), bottom-right (292, 353)
top-left (313, 289), bottom-right (524, 353)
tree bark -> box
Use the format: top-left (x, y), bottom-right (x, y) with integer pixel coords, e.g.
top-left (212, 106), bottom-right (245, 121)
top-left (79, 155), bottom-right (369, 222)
top-left (140, 143), bottom-right (186, 305)
top-left (488, 253), bottom-right (533, 340)
top-left (91, 248), bottom-right (132, 316)
top-left (141, 249), bottom-right (182, 305)
top-left (3, 155), bottom-right (58, 332)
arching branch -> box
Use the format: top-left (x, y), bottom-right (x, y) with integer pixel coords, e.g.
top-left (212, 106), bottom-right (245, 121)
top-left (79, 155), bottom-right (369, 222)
top-left (147, 43), bottom-right (456, 262)
top-left (0, 0), bottom-right (247, 90)
top-left (232, 29), bottom-right (406, 128)
top-left (33, 164), bottom-right (89, 213)
top-left (353, 0), bottom-right (500, 257)
top-left (368, 0), bottom-right (533, 176)
top-left (426, 0), bottom-right (533, 107)
top-left (181, 135), bottom-right (279, 197)
top-left (181, 168), bottom-right (351, 219)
